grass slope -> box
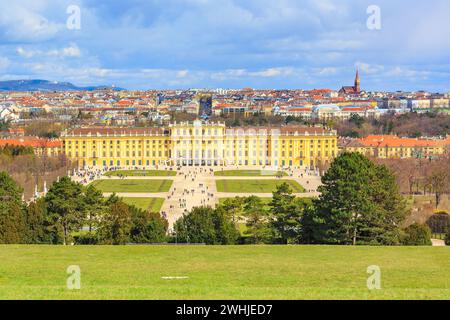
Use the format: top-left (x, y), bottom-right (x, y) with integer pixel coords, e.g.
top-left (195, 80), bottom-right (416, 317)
top-left (0, 246), bottom-right (449, 300)
top-left (90, 179), bottom-right (173, 193)
top-left (216, 179), bottom-right (305, 193)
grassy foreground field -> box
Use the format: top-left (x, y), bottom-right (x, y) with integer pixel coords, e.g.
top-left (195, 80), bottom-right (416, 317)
top-left (105, 170), bottom-right (176, 177)
top-left (0, 246), bottom-right (449, 300)
top-left (216, 179), bottom-right (305, 193)
top-left (90, 179), bottom-right (173, 193)
top-left (122, 197), bottom-right (165, 212)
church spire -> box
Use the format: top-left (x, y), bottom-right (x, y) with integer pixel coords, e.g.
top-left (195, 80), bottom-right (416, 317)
top-left (355, 68), bottom-right (361, 93)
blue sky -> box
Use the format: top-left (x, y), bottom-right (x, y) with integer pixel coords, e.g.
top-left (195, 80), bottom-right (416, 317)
top-left (0, 0), bottom-right (450, 91)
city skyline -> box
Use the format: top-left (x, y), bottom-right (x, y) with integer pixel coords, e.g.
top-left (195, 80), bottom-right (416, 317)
top-left (1, 0), bottom-right (450, 91)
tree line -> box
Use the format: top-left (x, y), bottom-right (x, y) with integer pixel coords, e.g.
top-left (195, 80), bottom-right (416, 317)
top-left (172, 153), bottom-right (436, 246)
top-left (376, 156), bottom-right (450, 208)
top-left (0, 174), bottom-right (168, 245)
top-left (0, 152), bottom-right (445, 245)
top-left (213, 111), bottom-right (450, 138)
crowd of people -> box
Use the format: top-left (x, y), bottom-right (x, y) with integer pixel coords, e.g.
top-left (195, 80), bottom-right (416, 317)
top-left (71, 167), bottom-right (108, 184)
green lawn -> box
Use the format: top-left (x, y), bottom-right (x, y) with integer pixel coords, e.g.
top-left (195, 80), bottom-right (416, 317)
top-left (219, 197), bottom-right (273, 206)
top-left (0, 246), bottom-right (449, 300)
top-left (216, 179), bottom-right (305, 193)
top-left (104, 170), bottom-right (176, 177)
top-left (90, 179), bottom-right (173, 193)
top-left (215, 170), bottom-right (287, 177)
top-left (122, 198), bottom-right (165, 212)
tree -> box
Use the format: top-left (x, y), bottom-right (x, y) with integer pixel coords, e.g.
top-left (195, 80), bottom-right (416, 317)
top-left (84, 185), bottom-right (105, 232)
top-left (45, 176), bottom-right (86, 245)
top-left (402, 224), bottom-right (432, 246)
top-left (311, 152), bottom-right (407, 245)
top-left (426, 212), bottom-right (450, 235)
top-left (24, 198), bottom-right (51, 244)
top-left (105, 193), bottom-right (120, 206)
top-left (349, 114), bottom-right (365, 128)
top-left (0, 120), bottom-right (10, 131)
top-left (429, 166), bottom-right (449, 208)
top-left (130, 208), bottom-right (168, 243)
top-left (221, 197), bottom-right (244, 223)
top-left (243, 196), bottom-right (270, 244)
top-left (299, 206), bottom-right (316, 244)
top-left (269, 183), bottom-right (302, 244)
top-left (0, 171), bottom-right (25, 244)
top-left (98, 201), bottom-right (132, 245)
top-left (213, 206), bottom-right (240, 245)
top-left (445, 227), bottom-right (450, 246)
top-left (174, 206), bottom-right (239, 245)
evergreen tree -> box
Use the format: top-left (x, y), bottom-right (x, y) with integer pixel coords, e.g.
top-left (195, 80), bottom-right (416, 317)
top-left (0, 171), bottom-right (25, 244)
top-left (174, 206), bottom-right (238, 245)
top-left (311, 152), bottom-right (407, 245)
top-left (243, 196), bottom-right (270, 244)
top-left (45, 177), bottom-right (86, 245)
top-left (84, 185), bottom-right (105, 232)
top-left (98, 201), bottom-right (132, 245)
top-left (174, 207), bottom-right (217, 244)
top-left (105, 193), bottom-right (120, 206)
top-left (221, 197), bottom-right (244, 223)
top-left (213, 206), bottom-right (240, 245)
top-left (402, 223), bottom-right (432, 246)
top-left (130, 208), bottom-right (168, 243)
top-left (24, 198), bottom-right (50, 244)
top-left (269, 183), bottom-right (302, 244)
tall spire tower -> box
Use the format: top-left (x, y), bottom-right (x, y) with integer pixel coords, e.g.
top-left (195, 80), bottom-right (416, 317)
top-left (354, 69), bottom-right (361, 93)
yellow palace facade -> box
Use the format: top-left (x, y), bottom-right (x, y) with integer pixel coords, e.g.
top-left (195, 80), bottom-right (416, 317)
top-left (61, 121), bottom-right (338, 169)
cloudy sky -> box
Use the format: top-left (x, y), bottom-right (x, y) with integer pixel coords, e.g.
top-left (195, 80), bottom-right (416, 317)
top-left (0, 0), bottom-right (450, 91)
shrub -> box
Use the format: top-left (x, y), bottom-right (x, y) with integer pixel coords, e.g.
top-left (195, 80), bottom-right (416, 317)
top-left (74, 232), bottom-right (98, 245)
top-left (402, 223), bottom-right (432, 246)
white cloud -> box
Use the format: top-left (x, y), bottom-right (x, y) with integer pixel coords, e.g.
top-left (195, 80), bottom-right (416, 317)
top-left (316, 67), bottom-right (338, 76)
top-left (385, 67), bottom-right (430, 79)
top-left (16, 44), bottom-right (82, 59)
top-left (17, 47), bottom-right (35, 58)
top-left (48, 44), bottom-right (82, 58)
top-left (355, 62), bottom-right (384, 74)
top-left (211, 67), bottom-right (298, 80)
top-left (0, 3), bottom-right (61, 42)
top-left (176, 70), bottom-right (189, 78)
top-left (252, 67), bottom-right (295, 77)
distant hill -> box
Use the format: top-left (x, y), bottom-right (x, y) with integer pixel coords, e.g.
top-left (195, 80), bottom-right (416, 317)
top-left (0, 80), bottom-right (125, 92)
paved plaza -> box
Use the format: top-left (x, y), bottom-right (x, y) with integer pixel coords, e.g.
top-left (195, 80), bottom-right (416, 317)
top-left (73, 166), bottom-right (322, 227)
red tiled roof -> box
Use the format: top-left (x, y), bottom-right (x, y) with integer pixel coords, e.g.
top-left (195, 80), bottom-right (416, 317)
top-left (0, 137), bottom-right (62, 148)
top-left (288, 108), bottom-right (312, 112)
top-left (342, 107), bottom-right (365, 112)
top-left (358, 135), bottom-right (450, 148)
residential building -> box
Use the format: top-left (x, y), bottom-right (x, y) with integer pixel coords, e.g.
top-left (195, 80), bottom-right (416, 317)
top-left (340, 135), bottom-right (450, 159)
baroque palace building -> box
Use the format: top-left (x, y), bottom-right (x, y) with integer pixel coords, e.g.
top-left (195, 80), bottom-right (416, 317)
top-left (61, 120), bottom-right (338, 169)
